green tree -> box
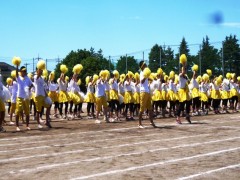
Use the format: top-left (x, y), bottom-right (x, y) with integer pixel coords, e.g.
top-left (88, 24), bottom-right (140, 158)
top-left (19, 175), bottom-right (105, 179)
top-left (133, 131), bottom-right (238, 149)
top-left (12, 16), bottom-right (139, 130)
top-left (148, 44), bottom-right (161, 72)
top-left (163, 46), bottom-right (177, 74)
top-left (221, 35), bottom-right (240, 75)
top-left (116, 56), bottom-right (138, 74)
top-left (197, 36), bottom-right (221, 76)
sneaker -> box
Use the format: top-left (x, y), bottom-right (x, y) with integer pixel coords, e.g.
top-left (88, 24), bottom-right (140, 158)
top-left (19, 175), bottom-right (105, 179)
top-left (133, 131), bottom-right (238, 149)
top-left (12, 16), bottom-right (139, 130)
top-left (176, 117), bottom-right (182, 124)
top-left (87, 116), bottom-right (93, 119)
top-left (26, 126), bottom-right (31, 130)
top-left (16, 127), bottom-right (21, 131)
top-left (9, 121), bottom-right (15, 125)
top-left (40, 119), bottom-right (45, 124)
top-left (138, 125), bottom-right (145, 129)
top-left (95, 119), bottom-right (101, 124)
top-left (38, 124), bottom-right (43, 129)
top-left (0, 127), bottom-right (6, 133)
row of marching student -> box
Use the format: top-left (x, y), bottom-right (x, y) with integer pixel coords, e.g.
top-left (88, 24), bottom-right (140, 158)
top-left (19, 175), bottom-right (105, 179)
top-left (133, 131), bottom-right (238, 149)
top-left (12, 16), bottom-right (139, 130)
top-left (0, 54), bottom-right (240, 132)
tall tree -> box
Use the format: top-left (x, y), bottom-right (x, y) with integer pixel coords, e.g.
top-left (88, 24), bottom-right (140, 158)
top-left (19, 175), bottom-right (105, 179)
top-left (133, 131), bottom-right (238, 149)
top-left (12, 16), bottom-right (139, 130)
top-left (221, 35), bottom-right (240, 75)
top-left (116, 56), bottom-right (138, 74)
top-left (148, 44), bottom-right (161, 72)
top-left (197, 36), bottom-right (221, 76)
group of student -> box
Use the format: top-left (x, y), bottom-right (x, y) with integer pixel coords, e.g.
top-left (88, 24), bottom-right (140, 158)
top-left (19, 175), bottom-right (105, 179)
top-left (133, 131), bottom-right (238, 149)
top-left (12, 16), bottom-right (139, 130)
top-left (0, 55), bottom-right (240, 132)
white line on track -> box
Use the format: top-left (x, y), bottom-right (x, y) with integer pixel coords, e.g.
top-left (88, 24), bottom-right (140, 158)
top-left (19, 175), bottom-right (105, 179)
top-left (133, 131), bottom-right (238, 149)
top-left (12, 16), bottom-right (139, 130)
top-left (7, 136), bottom-right (240, 175)
top-left (0, 133), bottom-right (164, 153)
top-left (0, 134), bottom-right (209, 163)
top-left (177, 163), bottom-right (240, 180)
top-left (1, 117), bottom-right (239, 142)
top-left (69, 147), bottom-right (240, 180)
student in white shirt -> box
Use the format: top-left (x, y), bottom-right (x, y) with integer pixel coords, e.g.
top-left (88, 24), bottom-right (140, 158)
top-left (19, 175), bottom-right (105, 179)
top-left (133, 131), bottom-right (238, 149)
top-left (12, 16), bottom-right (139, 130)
top-left (138, 61), bottom-right (157, 128)
top-left (15, 66), bottom-right (33, 131)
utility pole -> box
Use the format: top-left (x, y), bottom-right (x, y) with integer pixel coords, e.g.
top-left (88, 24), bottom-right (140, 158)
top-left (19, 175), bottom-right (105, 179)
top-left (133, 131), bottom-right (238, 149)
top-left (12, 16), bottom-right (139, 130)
top-left (126, 54), bottom-right (128, 73)
top-left (199, 45), bottom-right (202, 75)
top-left (32, 58), bottom-right (35, 73)
top-left (56, 56), bottom-right (61, 64)
top-left (222, 41), bottom-right (224, 76)
top-left (24, 63), bottom-right (30, 71)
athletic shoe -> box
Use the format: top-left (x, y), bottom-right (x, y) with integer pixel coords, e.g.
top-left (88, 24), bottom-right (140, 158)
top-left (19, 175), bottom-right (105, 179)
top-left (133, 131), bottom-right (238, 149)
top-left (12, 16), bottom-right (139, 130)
top-left (16, 127), bottom-right (21, 131)
top-left (9, 121), bottom-right (15, 125)
top-left (38, 124), bottom-right (43, 129)
top-left (150, 123), bottom-right (157, 128)
top-left (40, 119), bottom-right (45, 124)
top-left (0, 127), bottom-right (6, 133)
top-left (138, 125), bottom-right (145, 129)
top-left (95, 119), bottom-right (101, 124)
top-left (26, 127), bottom-right (31, 131)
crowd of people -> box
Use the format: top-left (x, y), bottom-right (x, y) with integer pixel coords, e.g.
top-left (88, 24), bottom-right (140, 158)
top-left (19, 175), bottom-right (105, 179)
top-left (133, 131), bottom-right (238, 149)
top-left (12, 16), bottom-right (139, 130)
top-left (0, 55), bottom-right (239, 132)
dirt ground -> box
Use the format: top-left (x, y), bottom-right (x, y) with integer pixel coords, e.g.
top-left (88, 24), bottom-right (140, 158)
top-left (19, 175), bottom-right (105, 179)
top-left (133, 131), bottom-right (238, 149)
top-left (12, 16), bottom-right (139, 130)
top-left (0, 108), bottom-right (240, 180)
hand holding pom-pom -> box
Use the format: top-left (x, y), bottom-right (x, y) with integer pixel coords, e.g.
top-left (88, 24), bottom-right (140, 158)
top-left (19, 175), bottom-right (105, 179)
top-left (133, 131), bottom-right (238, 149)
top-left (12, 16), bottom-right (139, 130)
top-left (192, 64), bottom-right (198, 72)
top-left (60, 64), bottom-right (68, 74)
top-left (37, 60), bottom-right (46, 70)
top-left (143, 67), bottom-right (151, 78)
top-left (12, 56), bottom-right (21, 66)
top-left (179, 54), bottom-right (187, 65)
top-left (206, 69), bottom-right (212, 76)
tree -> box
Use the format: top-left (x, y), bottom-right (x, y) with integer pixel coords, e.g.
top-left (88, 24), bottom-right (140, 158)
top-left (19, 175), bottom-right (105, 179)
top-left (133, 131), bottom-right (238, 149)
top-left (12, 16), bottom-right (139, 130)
top-left (148, 44), bottom-right (161, 72)
top-left (197, 36), bottom-right (221, 76)
top-left (221, 35), bottom-right (240, 75)
top-left (163, 46), bottom-right (177, 74)
top-left (116, 56), bottom-right (138, 74)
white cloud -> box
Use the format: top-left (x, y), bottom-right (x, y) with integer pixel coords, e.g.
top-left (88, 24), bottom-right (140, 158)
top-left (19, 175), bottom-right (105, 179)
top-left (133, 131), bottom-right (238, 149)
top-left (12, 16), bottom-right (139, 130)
top-left (221, 22), bottom-right (240, 28)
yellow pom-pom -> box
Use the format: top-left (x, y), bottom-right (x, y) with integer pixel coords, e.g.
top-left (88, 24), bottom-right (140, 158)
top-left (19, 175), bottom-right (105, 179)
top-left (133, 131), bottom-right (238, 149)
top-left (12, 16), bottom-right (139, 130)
top-left (179, 54), bottom-right (187, 64)
top-left (134, 73), bottom-right (140, 81)
top-left (77, 79), bottom-right (81, 85)
top-left (169, 71), bottom-right (175, 79)
top-left (157, 68), bottom-right (163, 75)
top-left (60, 64), bottom-right (68, 74)
top-left (192, 64), bottom-right (198, 72)
top-left (65, 76), bottom-right (69, 82)
top-left (12, 56), bottom-right (21, 66)
top-left (143, 67), bottom-right (151, 78)
top-left (37, 60), bottom-right (46, 70)
top-left (237, 76), bottom-right (240, 81)
top-left (127, 71), bottom-right (134, 79)
top-left (206, 69), bottom-right (212, 76)
top-left (113, 70), bottom-right (119, 79)
top-left (120, 74), bottom-right (125, 83)
top-left (42, 69), bottom-right (48, 78)
top-left (164, 75), bottom-right (169, 82)
top-left (174, 74), bottom-right (179, 84)
top-left (93, 74), bottom-right (99, 82)
top-left (73, 64), bottom-right (83, 74)
top-left (231, 73), bottom-right (236, 79)
top-left (196, 75), bottom-right (202, 83)
top-left (49, 71), bottom-right (55, 81)
top-left (11, 70), bottom-right (17, 79)
top-left (202, 74), bottom-right (209, 81)
top-left (6, 77), bottom-right (12, 85)
top-left (27, 73), bottom-right (33, 79)
top-left (216, 77), bottom-right (222, 86)
top-left (219, 75), bottom-right (223, 80)
top-left (226, 72), bottom-right (232, 79)
top-left (85, 76), bottom-right (90, 85)
top-left (105, 70), bottom-right (110, 79)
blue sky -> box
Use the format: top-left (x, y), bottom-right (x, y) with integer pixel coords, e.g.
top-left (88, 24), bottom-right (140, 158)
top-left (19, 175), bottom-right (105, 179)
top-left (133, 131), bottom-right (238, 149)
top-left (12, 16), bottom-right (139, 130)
top-left (0, 0), bottom-right (239, 71)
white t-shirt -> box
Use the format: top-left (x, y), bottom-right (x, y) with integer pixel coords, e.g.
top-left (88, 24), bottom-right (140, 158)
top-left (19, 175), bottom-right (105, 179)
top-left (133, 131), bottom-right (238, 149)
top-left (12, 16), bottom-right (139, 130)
top-left (11, 81), bottom-right (18, 103)
top-left (16, 76), bottom-right (32, 99)
top-left (58, 79), bottom-right (68, 91)
top-left (140, 71), bottom-right (149, 93)
top-left (49, 82), bottom-right (58, 91)
top-left (95, 79), bottom-right (105, 97)
top-left (179, 75), bottom-right (188, 89)
top-left (34, 75), bottom-right (46, 97)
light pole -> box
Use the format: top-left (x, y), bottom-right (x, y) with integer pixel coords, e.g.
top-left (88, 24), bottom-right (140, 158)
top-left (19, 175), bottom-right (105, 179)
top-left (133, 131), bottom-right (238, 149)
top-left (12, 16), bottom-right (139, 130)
top-left (159, 47), bottom-right (162, 68)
